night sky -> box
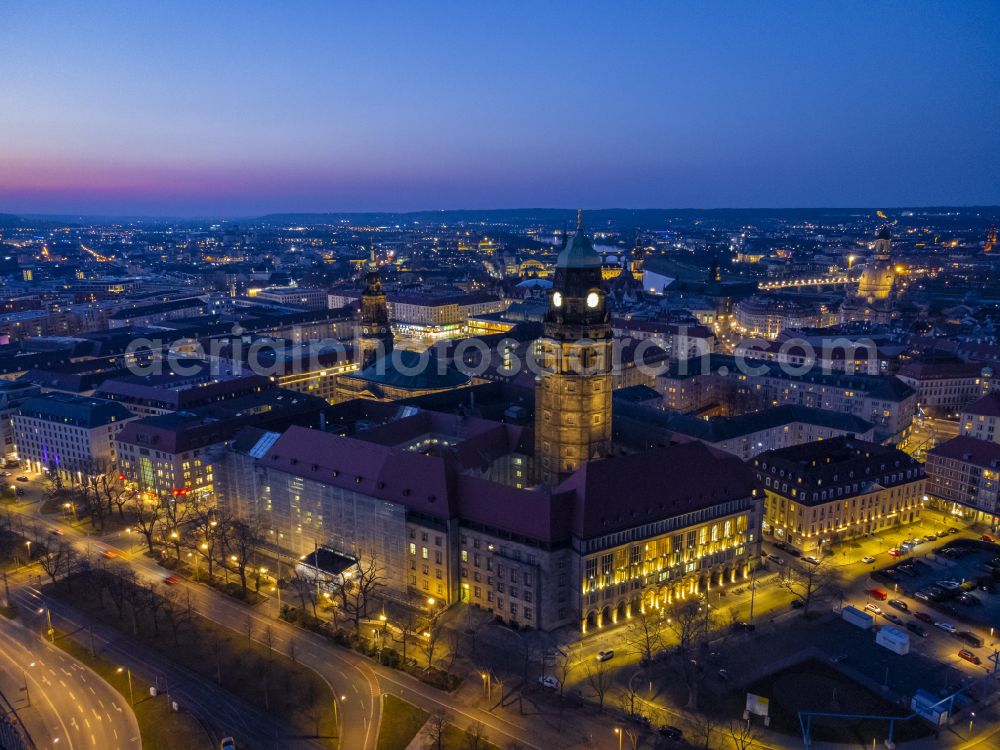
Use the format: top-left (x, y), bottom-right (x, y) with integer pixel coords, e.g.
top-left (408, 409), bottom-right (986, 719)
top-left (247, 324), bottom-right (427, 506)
top-left (1, 1), bottom-right (998, 216)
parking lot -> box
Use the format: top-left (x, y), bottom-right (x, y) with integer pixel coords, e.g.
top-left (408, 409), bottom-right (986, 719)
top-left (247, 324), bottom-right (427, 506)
top-left (871, 537), bottom-right (1000, 634)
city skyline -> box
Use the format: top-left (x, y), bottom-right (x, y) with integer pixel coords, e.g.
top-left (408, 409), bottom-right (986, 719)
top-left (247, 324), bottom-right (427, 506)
top-left (2, 1), bottom-right (999, 216)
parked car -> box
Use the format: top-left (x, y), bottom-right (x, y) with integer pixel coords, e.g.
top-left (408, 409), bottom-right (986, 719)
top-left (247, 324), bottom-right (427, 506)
top-left (802, 555), bottom-right (820, 565)
top-left (48, 528), bottom-right (65, 536)
top-left (790, 599), bottom-right (805, 609)
top-left (220, 738), bottom-right (236, 750)
top-left (658, 726), bottom-right (683, 740)
top-left (767, 554), bottom-right (785, 565)
top-left (732, 621), bottom-right (756, 632)
top-left (937, 580), bottom-right (961, 590)
top-left (888, 599), bottom-right (909, 612)
top-left (914, 591), bottom-right (930, 601)
top-left (935, 622), bottom-right (957, 634)
top-left (888, 548), bottom-right (902, 557)
top-left (596, 650), bottom-right (615, 662)
top-left (958, 649), bottom-right (982, 665)
top-left (914, 611), bottom-right (934, 624)
top-left (982, 534), bottom-right (996, 543)
top-left (906, 622), bottom-right (928, 638)
top-left (959, 631), bottom-right (985, 648)
top-left (948, 527), bottom-right (959, 534)
top-left (861, 556), bottom-right (876, 564)
top-left (538, 675), bottom-right (560, 690)
top-left (162, 575), bottom-right (180, 586)
top-left (957, 593), bottom-right (981, 606)
top-left (864, 603), bottom-right (882, 616)
top-left (884, 613), bottom-right (903, 625)
top-left (925, 534), bottom-right (937, 541)
top-left (15, 476), bottom-right (27, 482)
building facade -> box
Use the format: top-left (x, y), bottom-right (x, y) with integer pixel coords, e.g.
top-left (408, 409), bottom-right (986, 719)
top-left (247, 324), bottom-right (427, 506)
top-left (656, 354), bottom-right (917, 443)
top-left (754, 436), bottom-right (924, 554)
top-left (960, 393), bottom-right (1000, 445)
top-left (12, 393), bottom-right (135, 481)
top-left (896, 360), bottom-right (985, 418)
top-left (925, 435), bottom-right (1000, 527)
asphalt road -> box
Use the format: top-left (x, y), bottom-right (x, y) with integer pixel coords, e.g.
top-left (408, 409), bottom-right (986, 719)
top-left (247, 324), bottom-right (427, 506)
top-left (5, 489), bottom-right (554, 750)
top-left (0, 613), bottom-right (140, 750)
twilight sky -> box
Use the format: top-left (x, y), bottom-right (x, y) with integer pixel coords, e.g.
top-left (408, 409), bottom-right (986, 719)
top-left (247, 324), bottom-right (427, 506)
top-left (1, 1), bottom-right (998, 216)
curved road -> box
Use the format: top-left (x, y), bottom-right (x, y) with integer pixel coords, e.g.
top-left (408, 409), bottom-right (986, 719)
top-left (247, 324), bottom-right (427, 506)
top-left (0, 615), bottom-right (140, 750)
top-left (13, 495), bottom-right (556, 750)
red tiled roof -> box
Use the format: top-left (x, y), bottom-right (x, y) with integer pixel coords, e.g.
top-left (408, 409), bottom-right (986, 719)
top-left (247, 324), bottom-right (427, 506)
top-left (556, 441), bottom-right (759, 538)
top-left (897, 361), bottom-right (983, 380)
top-left (928, 435), bottom-right (1000, 468)
top-left (964, 393), bottom-right (1000, 418)
top-left (261, 426), bottom-right (456, 517)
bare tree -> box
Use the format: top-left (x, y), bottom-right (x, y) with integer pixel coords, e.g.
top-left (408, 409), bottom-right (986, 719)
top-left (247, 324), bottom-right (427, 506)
top-left (778, 559), bottom-right (839, 616)
top-left (585, 659), bottom-right (613, 710)
top-left (397, 609), bottom-right (420, 664)
top-left (424, 609), bottom-right (443, 669)
top-left (332, 553), bottom-right (386, 633)
top-left (666, 596), bottom-right (715, 710)
top-left (161, 588), bottom-right (185, 645)
top-left (188, 505), bottom-right (229, 581)
top-left (289, 572), bottom-right (319, 619)
top-left (689, 712), bottom-right (721, 750)
top-left (464, 721), bottom-right (489, 750)
top-left (75, 474), bottom-right (109, 532)
top-left (553, 652), bottom-right (575, 698)
top-left (625, 606), bottom-right (663, 665)
top-left (424, 710), bottom-right (447, 750)
top-left (36, 538), bottom-right (79, 586)
top-left (619, 680), bottom-right (643, 720)
top-left (727, 719), bottom-right (762, 750)
top-left (225, 516), bottom-right (264, 598)
top-left (125, 493), bottom-right (164, 554)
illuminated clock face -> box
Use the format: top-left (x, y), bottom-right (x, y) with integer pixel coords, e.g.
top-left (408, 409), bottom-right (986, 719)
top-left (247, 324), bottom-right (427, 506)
top-left (586, 291), bottom-right (600, 308)
top-left (552, 292), bottom-right (562, 307)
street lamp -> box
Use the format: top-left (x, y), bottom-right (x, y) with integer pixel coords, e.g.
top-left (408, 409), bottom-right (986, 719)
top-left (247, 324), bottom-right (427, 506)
top-left (614, 727), bottom-right (622, 750)
top-left (480, 672), bottom-right (491, 700)
top-left (332, 693), bottom-right (346, 735)
top-left (117, 666), bottom-right (134, 706)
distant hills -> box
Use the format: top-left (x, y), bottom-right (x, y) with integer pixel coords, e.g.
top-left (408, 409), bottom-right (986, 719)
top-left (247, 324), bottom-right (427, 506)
top-left (257, 207), bottom-right (1000, 230)
top-left (0, 213), bottom-right (29, 228)
top-left (1, 207), bottom-right (996, 230)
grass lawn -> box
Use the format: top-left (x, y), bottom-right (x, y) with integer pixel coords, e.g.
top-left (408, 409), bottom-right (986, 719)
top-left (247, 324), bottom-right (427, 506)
top-left (55, 628), bottom-right (213, 750)
top-left (377, 694), bottom-right (429, 750)
top-left (50, 569), bottom-right (337, 746)
top-left (440, 723), bottom-right (502, 750)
